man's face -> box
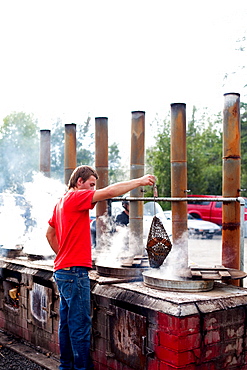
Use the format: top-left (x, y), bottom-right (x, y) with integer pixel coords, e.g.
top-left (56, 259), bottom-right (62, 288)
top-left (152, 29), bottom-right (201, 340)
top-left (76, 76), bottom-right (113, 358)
top-left (80, 175), bottom-right (97, 190)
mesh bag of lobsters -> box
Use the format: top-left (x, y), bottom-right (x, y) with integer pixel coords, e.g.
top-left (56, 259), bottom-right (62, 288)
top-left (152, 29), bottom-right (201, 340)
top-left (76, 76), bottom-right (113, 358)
top-left (146, 215), bottom-right (172, 268)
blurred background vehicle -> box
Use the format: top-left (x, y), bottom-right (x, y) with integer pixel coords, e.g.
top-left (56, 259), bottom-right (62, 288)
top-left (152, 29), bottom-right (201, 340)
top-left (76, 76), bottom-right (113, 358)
top-left (164, 210), bottom-right (221, 239)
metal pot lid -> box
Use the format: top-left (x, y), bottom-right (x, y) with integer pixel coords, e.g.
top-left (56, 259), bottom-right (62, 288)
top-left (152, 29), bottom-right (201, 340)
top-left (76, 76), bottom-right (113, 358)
top-left (142, 270), bottom-right (214, 292)
top-left (96, 263), bottom-right (148, 278)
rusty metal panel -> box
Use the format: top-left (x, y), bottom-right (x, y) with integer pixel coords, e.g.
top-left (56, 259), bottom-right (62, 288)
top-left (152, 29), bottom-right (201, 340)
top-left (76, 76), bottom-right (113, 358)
top-left (95, 117), bottom-right (108, 245)
top-left (64, 123), bottom-right (77, 185)
top-left (130, 111), bottom-right (145, 255)
top-left (108, 305), bottom-right (147, 369)
top-left (29, 282), bottom-right (53, 333)
top-left (170, 103), bottom-right (188, 267)
top-left (222, 93), bottom-right (241, 277)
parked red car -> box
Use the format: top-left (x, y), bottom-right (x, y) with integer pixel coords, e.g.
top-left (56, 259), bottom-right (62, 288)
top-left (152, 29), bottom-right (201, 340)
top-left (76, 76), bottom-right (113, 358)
top-left (187, 195), bottom-right (247, 226)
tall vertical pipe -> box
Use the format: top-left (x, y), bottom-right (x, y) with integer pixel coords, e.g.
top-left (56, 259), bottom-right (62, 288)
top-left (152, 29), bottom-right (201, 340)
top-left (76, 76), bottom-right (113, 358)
top-left (40, 129), bottom-right (51, 177)
top-left (222, 93), bottom-right (241, 281)
top-left (95, 117), bottom-right (108, 248)
top-left (170, 103), bottom-right (188, 268)
top-left (64, 123), bottom-right (77, 186)
top-left (130, 111), bottom-right (145, 256)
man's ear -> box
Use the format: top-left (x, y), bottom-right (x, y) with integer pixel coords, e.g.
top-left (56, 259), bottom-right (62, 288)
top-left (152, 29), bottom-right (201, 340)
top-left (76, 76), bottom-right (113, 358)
top-left (77, 177), bottom-right (84, 186)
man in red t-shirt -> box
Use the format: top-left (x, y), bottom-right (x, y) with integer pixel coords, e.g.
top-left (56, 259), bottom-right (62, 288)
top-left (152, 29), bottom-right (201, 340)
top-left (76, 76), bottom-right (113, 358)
top-left (46, 165), bottom-right (156, 370)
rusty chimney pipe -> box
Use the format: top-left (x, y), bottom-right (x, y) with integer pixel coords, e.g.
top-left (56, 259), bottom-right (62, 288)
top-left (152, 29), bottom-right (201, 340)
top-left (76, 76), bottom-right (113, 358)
top-left (95, 117), bottom-right (108, 247)
top-left (40, 129), bottom-right (51, 177)
top-left (64, 123), bottom-right (77, 186)
top-left (130, 111), bottom-right (145, 256)
top-left (222, 93), bottom-right (241, 281)
top-left (170, 103), bottom-right (188, 268)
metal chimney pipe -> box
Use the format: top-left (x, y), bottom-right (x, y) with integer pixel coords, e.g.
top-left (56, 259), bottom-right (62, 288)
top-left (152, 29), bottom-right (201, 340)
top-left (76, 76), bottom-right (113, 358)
top-left (170, 103), bottom-right (188, 268)
top-left (64, 123), bottom-right (77, 186)
top-left (40, 129), bottom-right (51, 177)
top-left (130, 111), bottom-right (145, 256)
top-left (95, 117), bottom-right (108, 248)
top-left (222, 93), bottom-right (241, 280)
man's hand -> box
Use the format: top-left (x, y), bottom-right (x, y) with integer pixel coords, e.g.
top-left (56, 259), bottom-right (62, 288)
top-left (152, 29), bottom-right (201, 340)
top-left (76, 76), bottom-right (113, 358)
top-left (140, 174), bottom-right (156, 186)
top-left (92, 174), bottom-right (157, 203)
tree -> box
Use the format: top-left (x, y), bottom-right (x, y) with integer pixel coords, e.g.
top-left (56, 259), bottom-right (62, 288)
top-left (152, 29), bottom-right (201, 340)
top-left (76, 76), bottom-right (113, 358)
top-left (187, 108), bottom-right (222, 195)
top-left (50, 117), bottom-right (126, 184)
top-left (50, 117), bottom-right (94, 182)
top-left (108, 142), bottom-right (126, 184)
top-left (146, 108), bottom-right (223, 209)
top-left (0, 112), bottom-right (39, 193)
top-left (146, 116), bottom-right (171, 209)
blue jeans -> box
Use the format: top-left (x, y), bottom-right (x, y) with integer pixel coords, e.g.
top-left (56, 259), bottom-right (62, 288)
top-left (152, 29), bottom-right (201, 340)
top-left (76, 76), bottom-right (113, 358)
top-left (54, 267), bottom-right (94, 370)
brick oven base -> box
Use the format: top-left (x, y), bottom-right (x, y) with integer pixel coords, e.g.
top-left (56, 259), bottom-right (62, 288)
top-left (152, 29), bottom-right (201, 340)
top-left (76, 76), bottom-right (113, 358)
top-left (0, 259), bottom-right (247, 369)
top-left (90, 272), bottom-right (247, 370)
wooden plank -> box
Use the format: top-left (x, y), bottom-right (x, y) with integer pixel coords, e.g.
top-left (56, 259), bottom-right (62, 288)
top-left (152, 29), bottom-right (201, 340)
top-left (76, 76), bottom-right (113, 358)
top-left (190, 266), bottom-right (228, 271)
top-left (218, 270), bottom-right (232, 278)
top-left (190, 270), bottom-right (202, 279)
top-left (201, 273), bottom-right (220, 280)
top-left (121, 257), bottom-right (134, 267)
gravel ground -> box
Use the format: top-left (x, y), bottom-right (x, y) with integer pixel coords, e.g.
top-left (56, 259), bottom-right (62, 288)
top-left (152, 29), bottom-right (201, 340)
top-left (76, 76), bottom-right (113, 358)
top-left (0, 346), bottom-right (47, 369)
top-left (0, 331), bottom-right (58, 370)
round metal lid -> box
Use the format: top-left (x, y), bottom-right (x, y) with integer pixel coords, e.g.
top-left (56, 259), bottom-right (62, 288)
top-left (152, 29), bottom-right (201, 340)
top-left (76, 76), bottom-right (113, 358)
top-left (142, 270), bottom-right (214, 292)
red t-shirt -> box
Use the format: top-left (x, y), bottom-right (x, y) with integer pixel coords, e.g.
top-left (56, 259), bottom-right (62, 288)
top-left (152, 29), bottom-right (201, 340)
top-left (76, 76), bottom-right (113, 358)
top-left (48, 189), bottom-right (96, 271)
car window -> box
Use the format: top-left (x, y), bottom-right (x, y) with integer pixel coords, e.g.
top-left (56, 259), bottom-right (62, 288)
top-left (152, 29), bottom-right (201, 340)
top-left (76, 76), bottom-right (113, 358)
top-left (188, 200), bottom-right (210, 205)
top-left (215, 202), bottom-right (222, 208)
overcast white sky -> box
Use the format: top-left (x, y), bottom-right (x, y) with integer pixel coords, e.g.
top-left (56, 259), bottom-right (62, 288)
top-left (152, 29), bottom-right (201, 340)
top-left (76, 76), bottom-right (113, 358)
top-left (0, 0), bottom-right (246, 158)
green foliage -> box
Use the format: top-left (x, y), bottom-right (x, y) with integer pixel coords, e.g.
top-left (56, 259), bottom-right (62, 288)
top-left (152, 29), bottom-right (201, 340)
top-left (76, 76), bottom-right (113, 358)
top-left (108, 142), bottom-right (126, 184)
top-left (50, 117), bottom-right (94, 182)
top-left (146, 116), bottom-right (171, 210)
top-left (50, 118), bottom-right (126, 184)
top-left (187, 107), bottom-right (222, 194)
top-left (0, 112), bottom-right (39, 193)
top-left (0, 112), bottom-right (125, 191)
top-left (146, 107), bottom-right (224, 209)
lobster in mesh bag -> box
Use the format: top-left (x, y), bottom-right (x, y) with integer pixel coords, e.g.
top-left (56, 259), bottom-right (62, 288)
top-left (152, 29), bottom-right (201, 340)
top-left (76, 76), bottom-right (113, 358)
top-left (146, 185), bottom-right (172, 268)
top-left (146, 215), bottom-right (172, 268)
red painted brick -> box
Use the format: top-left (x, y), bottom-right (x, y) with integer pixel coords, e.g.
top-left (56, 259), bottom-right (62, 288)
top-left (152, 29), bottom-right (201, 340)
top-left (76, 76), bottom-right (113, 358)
top-left (92, 361), bottom-right (100, 370)
top-left (121, 363), bottom-right (137, 370)
top-left (223, 338), bottom-right (244, 356)
top-left (159, 331), bottom-right (201, 351)
top-left (106, 357), bottom-right (123, 370)
top-left (196, 362), bottom-right (218, 370)
top-left (147, 357), bottom-right (159, 370)
top-left (223, 353), bottom-right (245, 368)
top-left (203, 329), bottom-right (221, 345)
top-left (98, 363), bottom-right (108, 370)
top-left (159, 360), bottom-right (196, 369)
top-left (155, 345), bottom-right (196, 367)
top-left (148, 327), bottom-right (160, 346)
top-left (225, 307), bottom-right (245, 324)
top-left (201, 343), bottom-right (221, 362)
top-left (203, 311), bottom-right (225, 331)
top-left (158, 313), bottom-right (200, 336)
top-left (203, 308), bottom-right (245, 332)
top-left (92, 349), bottom-right (108, 366)
top-left (224, 324), bottom-right (245, 340)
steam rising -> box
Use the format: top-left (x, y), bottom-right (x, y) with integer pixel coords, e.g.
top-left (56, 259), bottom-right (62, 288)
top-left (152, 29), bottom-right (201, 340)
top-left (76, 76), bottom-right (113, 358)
top-left (23, 172), bottom-right (66, 256)
top-left (0, 193), bottom-right (27, 248)
top-left (0, 172), bottom-right (65, 258)
top-left (94, 214), bottom-right (143, 267)
top-left (149, 231), bottom-right (190, 280)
